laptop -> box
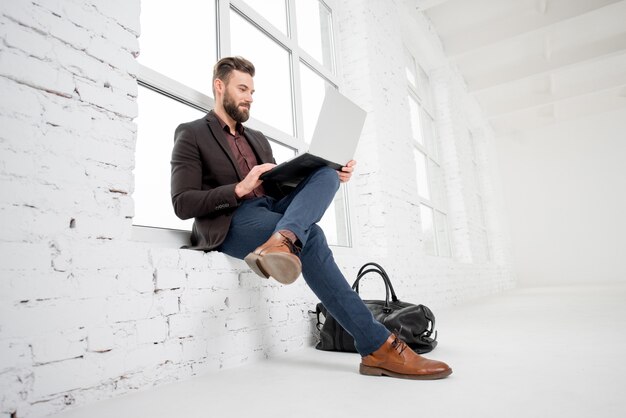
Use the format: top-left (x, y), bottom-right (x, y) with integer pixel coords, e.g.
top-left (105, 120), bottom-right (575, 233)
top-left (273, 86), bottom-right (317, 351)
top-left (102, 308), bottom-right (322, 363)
top-left (259, 87), bottom-right (367, 187)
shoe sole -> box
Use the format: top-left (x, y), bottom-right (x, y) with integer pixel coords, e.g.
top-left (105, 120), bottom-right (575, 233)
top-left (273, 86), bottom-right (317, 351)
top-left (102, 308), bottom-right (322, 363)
top-left (244, 252), bottom-right (301, 285)
top-left (244, 253), bottom-right (270, 279)
top-left (359, 364), bottom-right (452, 380)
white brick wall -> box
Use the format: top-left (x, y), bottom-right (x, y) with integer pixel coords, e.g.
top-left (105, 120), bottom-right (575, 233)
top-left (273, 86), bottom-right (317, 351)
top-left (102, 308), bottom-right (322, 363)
top-left (0, 0), bottom-right (514, 416)
top-left (334, 0), bottom-right (515, 306)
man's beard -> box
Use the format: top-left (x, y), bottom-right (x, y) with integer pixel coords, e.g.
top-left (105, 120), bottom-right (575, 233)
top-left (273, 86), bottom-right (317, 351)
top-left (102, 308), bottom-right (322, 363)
top-left (223, 90), bottom-right (250, 123)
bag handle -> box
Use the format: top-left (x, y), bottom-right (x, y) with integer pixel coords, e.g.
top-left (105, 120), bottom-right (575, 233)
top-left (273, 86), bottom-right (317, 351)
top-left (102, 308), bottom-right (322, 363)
top-left (313, 305), bottom-right (324, 331)
top-left (352, 268), bottom-right (391, 308)
top-left (352, 263), bottom-right (399, 305)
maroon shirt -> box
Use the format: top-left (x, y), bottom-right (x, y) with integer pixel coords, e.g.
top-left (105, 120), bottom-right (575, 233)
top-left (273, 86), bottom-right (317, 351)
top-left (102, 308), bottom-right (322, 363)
top-left (213, 111), bottom-right (266, 199)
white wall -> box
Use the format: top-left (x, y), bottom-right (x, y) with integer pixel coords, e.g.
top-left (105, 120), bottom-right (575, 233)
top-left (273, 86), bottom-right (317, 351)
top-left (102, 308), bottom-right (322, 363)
top-left (0, 1), bottom-right (514, 416)
top-left (496, 108), bottom-right (626, 286)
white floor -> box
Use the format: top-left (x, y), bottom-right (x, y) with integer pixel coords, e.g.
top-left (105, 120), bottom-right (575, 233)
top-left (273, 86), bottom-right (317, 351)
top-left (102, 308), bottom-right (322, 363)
top-left (54, 284), bottom-right (626, 418)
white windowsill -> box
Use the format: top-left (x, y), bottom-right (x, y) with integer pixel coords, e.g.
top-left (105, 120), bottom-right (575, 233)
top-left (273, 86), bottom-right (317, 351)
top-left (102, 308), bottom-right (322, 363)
top-left (131, 225), bottom-right (192, 248)
top-left (130, 225), bottom-right (352, 253)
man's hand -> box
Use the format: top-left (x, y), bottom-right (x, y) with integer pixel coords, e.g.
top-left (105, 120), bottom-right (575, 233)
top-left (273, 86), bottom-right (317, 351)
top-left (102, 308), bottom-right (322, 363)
top-left (338, 160), bottom-right (356, 183)
top-left (235, 163), bottom-right (276, 198)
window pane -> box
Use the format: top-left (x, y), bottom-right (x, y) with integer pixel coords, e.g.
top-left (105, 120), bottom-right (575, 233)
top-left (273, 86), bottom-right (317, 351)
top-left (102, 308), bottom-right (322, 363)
top-left (414, 149), bottom-right (430, 200)
top-left (295, 0), bottom-right (334, 71)
top-left (430, 161), bottom-right (445, 208)
top-left (417, 65), bottom-right (433, 110)
top-left (420, 204), bottom-right (436, 255)
top-left (476, 194), bottom-right (486, 226)
top-left (299, 62), bottom-right (331, 143)
top-left (421, 111), bottom-right (438, 159)
top-left (479, 229), bottom-right (490, 261)
top-left (268, 138), bottom-right (296, 163)
top-left (405, 51), bottom-right (417, 88)
top-left (435, 210), bottom-right (451, 257)
top-left (469, 131), bottom-right (477, 160)
top-left (241, 0), bottom-right (287, 34)
top-left (408, 95), bottom-right (423, 145)
top-left (318, 185), bottom-right (350, 247)
top-left (138, 0), bottom-right (216, 97)
top-left (134, 87), bottom-right (203, 230)
top-left (230, 10), bottom-right (294, 136)
top-left (332, 185), bottom-right (351, 247)
top-left (473, 162), bottom-right (482, 191)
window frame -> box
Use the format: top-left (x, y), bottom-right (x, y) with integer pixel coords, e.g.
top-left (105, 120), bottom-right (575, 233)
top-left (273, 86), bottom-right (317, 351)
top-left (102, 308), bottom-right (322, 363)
top-left (469, 130), bottom-right (490, 261)
top-left (132, 0), bottom-right (354, 247)
top-left (406, 50), bottom-right (451, 257)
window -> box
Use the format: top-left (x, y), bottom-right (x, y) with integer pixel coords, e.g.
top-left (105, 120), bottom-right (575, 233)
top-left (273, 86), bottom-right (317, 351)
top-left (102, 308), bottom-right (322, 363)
top-left (133, 86), bottom-right (202, 231)
top-left (469, 131), bottom-right (490, 261)
top-left (406, 50), bottom-right (451, 257)
top-left (134, 0), bottom-right (351, 246)
top-left (299, 62), bottom-right (332, 143)
top-left (241, 0), bottom-right (287, 34)
top-left (294, 0), bottom-right (334, 71)
top-left (229, 10), bottom-right (294, 136)
top-left (138, 0), bottom-right (217, 97)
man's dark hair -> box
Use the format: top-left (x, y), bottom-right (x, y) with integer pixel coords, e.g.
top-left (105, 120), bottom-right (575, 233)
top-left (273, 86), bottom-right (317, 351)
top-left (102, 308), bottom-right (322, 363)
top-left (212, 56), bottom-right (255, 95)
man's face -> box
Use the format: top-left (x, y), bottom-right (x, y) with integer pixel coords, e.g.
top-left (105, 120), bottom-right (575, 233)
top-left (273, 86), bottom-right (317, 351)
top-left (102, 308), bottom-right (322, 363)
top-left (221, 70), bottom-right (254, 123)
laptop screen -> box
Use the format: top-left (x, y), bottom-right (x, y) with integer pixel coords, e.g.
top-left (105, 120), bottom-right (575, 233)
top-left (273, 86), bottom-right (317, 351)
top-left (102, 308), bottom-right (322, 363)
top-left (307, 87), bottom-right (367, 164)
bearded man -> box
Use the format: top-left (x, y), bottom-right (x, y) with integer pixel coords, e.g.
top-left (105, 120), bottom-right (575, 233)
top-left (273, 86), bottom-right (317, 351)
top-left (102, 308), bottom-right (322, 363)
top-left (170, 56), bottom-right (452, 380)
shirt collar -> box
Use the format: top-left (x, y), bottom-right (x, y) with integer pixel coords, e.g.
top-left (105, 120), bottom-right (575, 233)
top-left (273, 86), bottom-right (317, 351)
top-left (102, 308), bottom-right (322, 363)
top-left (212, 110), bottom-right (245, 136)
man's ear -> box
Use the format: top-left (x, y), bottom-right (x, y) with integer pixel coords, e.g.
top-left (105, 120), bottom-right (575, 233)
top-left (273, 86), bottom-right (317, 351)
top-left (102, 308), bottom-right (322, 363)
top-left (214, 78), bottom-right (224, 95)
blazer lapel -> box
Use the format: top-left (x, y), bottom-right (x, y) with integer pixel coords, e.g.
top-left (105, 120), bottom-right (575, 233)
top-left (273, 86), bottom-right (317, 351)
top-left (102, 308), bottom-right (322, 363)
top-left (244, 130), bottom-right (272, 164)
top-left (205, 111), bottom-right (243, 180)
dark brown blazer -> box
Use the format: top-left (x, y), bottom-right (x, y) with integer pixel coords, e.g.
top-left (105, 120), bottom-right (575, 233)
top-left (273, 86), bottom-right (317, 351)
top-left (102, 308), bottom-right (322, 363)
top-left (171, 110), bottom-right (287, 251)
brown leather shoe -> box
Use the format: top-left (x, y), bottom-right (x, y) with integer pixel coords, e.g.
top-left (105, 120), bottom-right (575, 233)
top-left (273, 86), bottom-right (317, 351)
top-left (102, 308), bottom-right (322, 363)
top-left (360, 334), bottom-right (452, 380)
top-left (244, 231), bottom-right (302, 285)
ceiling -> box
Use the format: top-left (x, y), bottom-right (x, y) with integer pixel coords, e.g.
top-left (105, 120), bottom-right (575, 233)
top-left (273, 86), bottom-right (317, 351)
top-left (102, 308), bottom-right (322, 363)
top-left (411, 0), bottom-right (626, 136)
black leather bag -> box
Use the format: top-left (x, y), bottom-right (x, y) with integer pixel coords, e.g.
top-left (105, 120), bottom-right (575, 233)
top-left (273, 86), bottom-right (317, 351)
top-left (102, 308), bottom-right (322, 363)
top-left (315, 262), bottom-right (438, 354)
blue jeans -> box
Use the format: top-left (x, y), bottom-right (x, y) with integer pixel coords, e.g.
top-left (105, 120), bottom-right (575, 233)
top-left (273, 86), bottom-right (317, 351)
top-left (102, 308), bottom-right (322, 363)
top-left (217, 167), bottom-right (390, 355)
